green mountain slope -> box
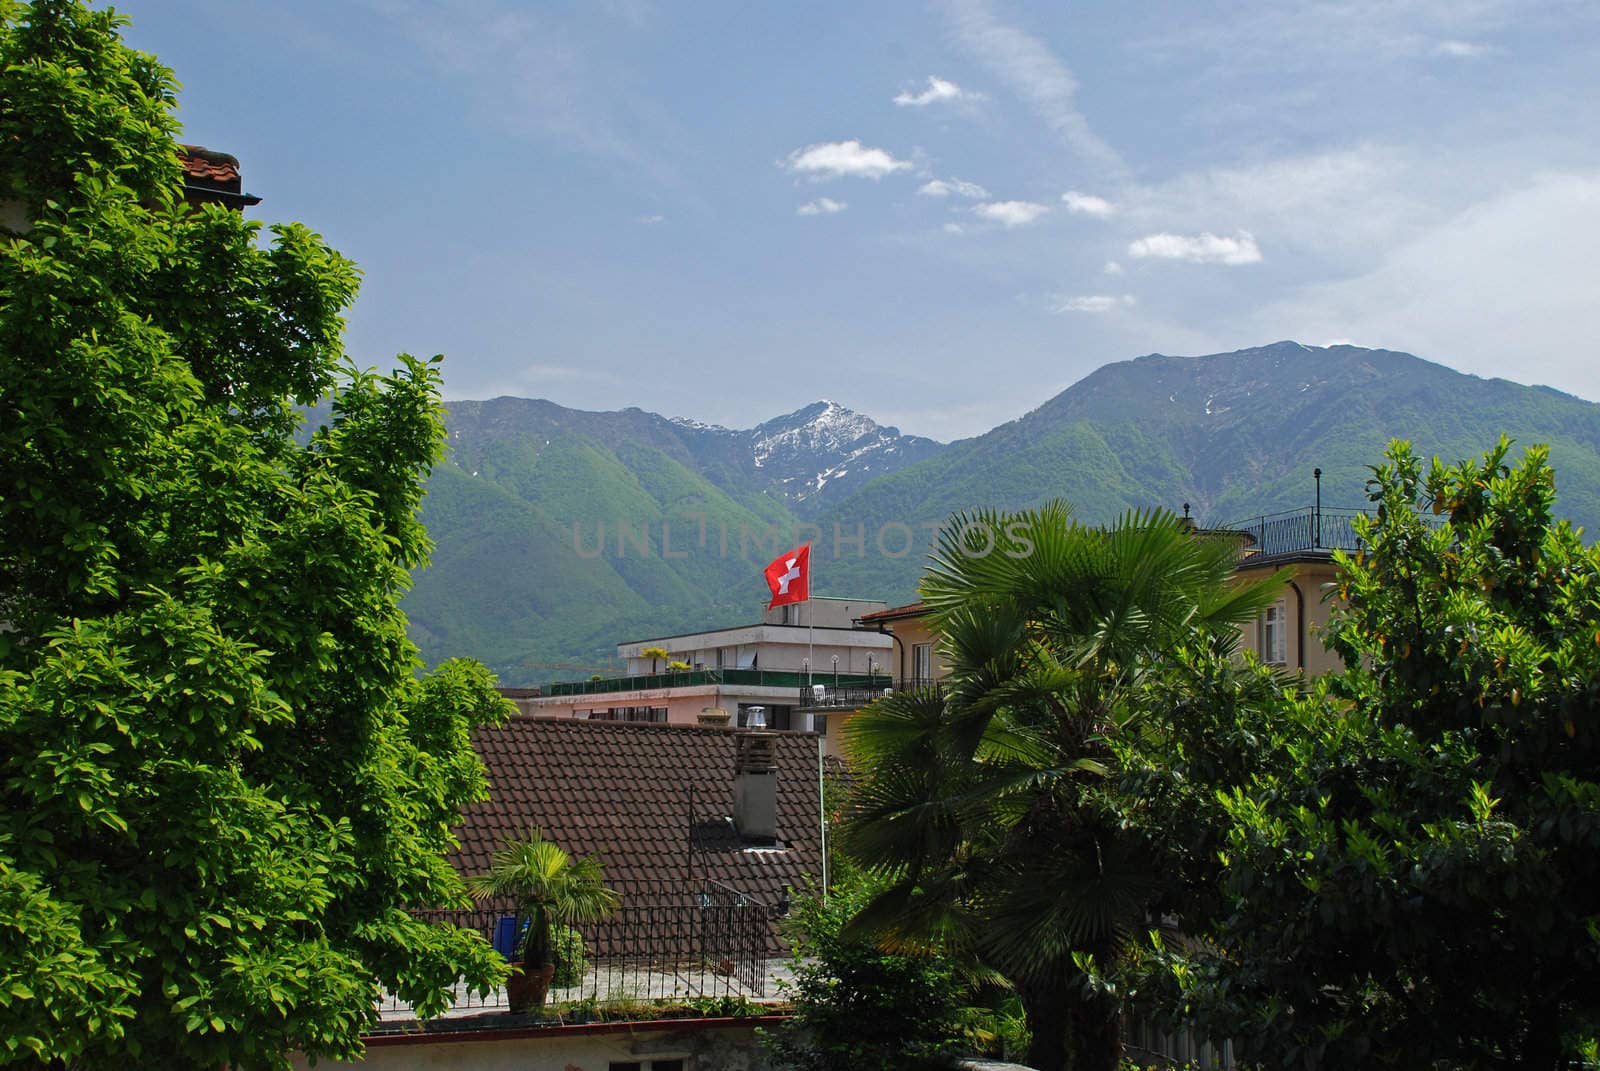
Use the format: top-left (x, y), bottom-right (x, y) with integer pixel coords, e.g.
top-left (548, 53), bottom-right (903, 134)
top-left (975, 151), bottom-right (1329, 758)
top-left (405, 423), bottom-right (809, 683)
top-left (815, 341), bottom-right (1600, 601)
top-left (404, 342), bottom-right (1600, 684)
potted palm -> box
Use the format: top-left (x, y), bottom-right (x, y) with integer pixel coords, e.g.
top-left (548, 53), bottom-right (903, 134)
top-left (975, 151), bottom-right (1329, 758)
top-left (468, 828), bottom-right (620, 1013)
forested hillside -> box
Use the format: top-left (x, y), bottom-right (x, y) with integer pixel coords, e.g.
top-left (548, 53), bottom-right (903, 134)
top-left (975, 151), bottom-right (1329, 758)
top-left (401, 342), bottom-right (1600, 683)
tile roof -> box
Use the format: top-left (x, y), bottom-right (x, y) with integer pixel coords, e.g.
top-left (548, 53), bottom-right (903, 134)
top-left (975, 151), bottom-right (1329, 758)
top-left (175, 144), bottom-right (261, 208)
top-left (857, 601), bottom-right (928, 623)
top-left (177, 143), bottom-right (242, 185)
top-left (451, 718), bottom-right (832, 910)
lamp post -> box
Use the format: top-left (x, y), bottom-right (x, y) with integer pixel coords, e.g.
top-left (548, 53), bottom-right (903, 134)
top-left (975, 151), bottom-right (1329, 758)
top-left (1313, 467), bottom-right (1323, 548)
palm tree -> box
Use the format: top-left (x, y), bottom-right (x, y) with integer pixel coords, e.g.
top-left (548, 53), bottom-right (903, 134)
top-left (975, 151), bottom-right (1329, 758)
top-left (467, 828), bottom-right (620, 1011)
top-left (840, 503), bottom-right (1280, 1071)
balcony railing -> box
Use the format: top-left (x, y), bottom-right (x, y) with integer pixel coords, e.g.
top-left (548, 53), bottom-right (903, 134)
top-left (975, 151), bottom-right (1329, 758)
top-left (386, 878), bottom-right (783, 1021)
top-left (797, 678), bottom-right (939, 711)
top-left (546, 668), bottom-right (883, 697)
top-left (1228, 506), bottom-right (1449, 564)
top-left (1228, 506), bottom-right (1368, 562)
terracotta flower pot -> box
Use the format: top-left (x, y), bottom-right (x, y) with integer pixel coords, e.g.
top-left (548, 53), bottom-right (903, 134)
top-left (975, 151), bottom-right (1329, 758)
top-left (505, 963), bottom-right (557, 1014)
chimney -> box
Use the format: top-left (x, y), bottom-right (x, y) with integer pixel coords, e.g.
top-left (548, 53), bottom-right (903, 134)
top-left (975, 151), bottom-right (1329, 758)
top-left (732, 731), bottom-right (779, 845)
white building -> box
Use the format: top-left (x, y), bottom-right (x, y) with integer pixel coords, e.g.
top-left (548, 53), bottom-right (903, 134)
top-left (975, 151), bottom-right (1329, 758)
top-left (526, 597), bottom-right (893, 742)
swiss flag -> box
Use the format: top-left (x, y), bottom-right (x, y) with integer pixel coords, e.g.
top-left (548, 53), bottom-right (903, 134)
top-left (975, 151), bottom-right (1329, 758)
top-left (764, 544), bottom-right (811, 608)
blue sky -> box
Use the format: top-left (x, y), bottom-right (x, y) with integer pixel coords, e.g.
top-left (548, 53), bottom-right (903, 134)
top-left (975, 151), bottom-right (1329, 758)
top-left (124, 0), bottom-right (1600, 441)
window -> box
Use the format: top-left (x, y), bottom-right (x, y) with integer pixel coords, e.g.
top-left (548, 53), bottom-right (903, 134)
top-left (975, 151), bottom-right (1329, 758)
top-left (912, 642), bottom-right (933, 684)
top-left (1261, 602), bottom-right (1287, 666)
top-left (593, 707), bottom-right (667, 723)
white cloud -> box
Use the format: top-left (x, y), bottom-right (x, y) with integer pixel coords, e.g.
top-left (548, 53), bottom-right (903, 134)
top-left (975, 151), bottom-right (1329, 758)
top-left (634, 213), bottom-right (665, 224)
top-left (797, 197), bottom-right (847, 216)
top-left (1128, 231), bottom-right (1263, 265)
top-left (1103, 260), bottom-right (1124, 275)
top-left (973, 200), bottom-right (1050, 227)
top-left (783, 139), bottom-right (913, 180)
top-left (943, 222), bottom-right (967, 234)
top-left (894, 76), bottom-right (982, 107)
top-left (1061, 190), bottom-right (1116, 217)
top-left (919, 178), bottom-right (989, 199)
top-left (941, 0), bottom-right (1124, 172)
top-left (1052, 293), bottom-right (1136, 313)
top-left (1433, 39), bottom-right (1489, 57)
top-left (1246, 172), bottom-right (1600, 401)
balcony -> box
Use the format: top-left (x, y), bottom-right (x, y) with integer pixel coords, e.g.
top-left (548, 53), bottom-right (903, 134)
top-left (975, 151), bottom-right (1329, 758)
top-left (797, 678), bottom-right (939, 711)
top-left (546, 668), bottom-right (884, 698)
top-left (1228, 506), bottom-right (1448, 565)
top-left (1228, 506), bottom-right (1367, 563)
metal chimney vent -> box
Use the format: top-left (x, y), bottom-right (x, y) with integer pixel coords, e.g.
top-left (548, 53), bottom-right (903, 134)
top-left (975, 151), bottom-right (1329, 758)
top-left (732, 731), bottom-right (779, 844)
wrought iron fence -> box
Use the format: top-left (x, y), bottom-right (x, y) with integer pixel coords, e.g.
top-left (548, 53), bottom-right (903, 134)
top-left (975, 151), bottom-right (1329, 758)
top-left (1228, 506), bottom-right (1368, 561)
top-left (1228, 506), bottom-right (1449, 563)
top-left (387, 878), bottom-right (782, 1020)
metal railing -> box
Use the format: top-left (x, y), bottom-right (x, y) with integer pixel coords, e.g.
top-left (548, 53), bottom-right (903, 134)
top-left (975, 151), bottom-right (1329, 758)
top-left (796, 678), bottom-right (940, 710)
top-left (1227, 505), bottom-right (1449, 564)
top-left (388, 878), bottom-right (783, 1020)
top-left (547, 668), bottom-right (883, 697)
top-left (1228, 506), bottom-right (1368, 562)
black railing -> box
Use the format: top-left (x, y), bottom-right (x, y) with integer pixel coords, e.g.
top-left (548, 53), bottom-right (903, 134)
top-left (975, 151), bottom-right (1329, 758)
top-left (389, 878), bottom-right (781, 1020)
top-left (1229, 506), bottom-right (1368, 561)
top-left (797, 678), bottom-right (940, 710)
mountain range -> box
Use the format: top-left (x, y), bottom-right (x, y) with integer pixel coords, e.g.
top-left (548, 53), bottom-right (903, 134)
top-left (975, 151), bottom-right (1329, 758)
top-left (403, 341), bottom-right (1600, 684)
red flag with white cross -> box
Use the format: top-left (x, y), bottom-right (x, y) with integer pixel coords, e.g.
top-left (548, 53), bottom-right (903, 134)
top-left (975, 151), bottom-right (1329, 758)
top-left (764, 545), bottom-right (810, 608)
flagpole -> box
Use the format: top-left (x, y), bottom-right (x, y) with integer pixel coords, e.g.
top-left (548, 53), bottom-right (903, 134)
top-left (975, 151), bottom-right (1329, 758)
top-left (807, 543), bottom-right (815, 692)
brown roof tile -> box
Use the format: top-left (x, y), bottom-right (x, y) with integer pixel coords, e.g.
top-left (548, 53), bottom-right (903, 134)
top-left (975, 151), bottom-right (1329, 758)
top-left (177, 144), bottom-right (242, 185)
top-left (452, 718), bottom-right (833, 909)
top-left (857, 601), bottom-right (928, 623)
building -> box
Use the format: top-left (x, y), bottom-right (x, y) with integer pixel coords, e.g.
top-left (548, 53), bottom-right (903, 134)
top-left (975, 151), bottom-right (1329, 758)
top-left (527, 597), bottom-right (893, 736)
top-left (799, 502), bottom-right (1381, 752)
top-left (2, 142), bottom-right (260, 233)
top-left (175, 144), bottom-right (261, 210)
top-left (452, 717), bottom-right (829, 905)
top-left (855, 600), bottom-right (946, 686)
top-left (373, 718), bottom-right (832, 1023)
top-left (1228, 505), bottom-right (1366, 677)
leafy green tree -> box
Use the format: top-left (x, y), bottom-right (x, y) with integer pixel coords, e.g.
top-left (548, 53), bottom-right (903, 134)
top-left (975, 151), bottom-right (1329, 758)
top-left (465, 828), bottom-right (618, 1009)
top-left (840, 505), bottom-right (1278, 1071)
top-left (764, 870), bottom-right (974, 1071)
top-left (1157, 440), bottom-right (1600, 1069)
top-left (0, 2), bottom-right (508, 1067)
